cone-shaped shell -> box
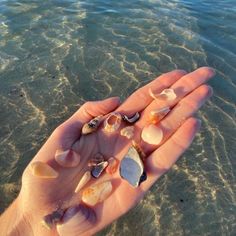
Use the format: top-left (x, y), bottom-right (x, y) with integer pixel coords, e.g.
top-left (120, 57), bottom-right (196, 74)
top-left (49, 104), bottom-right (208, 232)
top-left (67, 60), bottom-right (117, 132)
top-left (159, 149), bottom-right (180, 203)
top-left (82, 181), bottom-right (113, 206)
top-left (82, 115), bottom-right (103, 135)
top-left (30, 161), bottom-right (58, 178)
top-left (149, 88), bottom-right (176, 101)
top-left (141, 124), bottom-right (163, 145)
top-left (120, 146), bottom-right (144, 187)
top-left (55, 149), bottom-right (80, 168)
top-left (74, 171), bottom-right (91, 193)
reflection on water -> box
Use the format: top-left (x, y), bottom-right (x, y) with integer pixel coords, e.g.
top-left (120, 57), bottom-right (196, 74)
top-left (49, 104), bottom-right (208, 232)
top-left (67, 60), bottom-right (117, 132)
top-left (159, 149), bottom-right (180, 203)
top-left (0, 0), bottom-right (235, 235)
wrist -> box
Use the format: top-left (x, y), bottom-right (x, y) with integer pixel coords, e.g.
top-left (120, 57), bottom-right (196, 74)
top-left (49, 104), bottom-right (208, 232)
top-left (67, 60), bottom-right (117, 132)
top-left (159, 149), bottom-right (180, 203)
top-left (0, 195), bottom-right (33, 236)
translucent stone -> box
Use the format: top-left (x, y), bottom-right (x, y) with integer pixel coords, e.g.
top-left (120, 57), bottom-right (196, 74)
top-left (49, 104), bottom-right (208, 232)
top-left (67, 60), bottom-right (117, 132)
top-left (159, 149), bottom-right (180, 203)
top-left (30, 161), bottom-right (58, 179)
top-left (82, 181), bottom-right (113, 206)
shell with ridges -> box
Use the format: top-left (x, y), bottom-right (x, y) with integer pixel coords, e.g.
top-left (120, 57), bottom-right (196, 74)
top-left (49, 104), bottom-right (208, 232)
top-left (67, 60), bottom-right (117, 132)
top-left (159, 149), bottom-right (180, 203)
top-left (141, 124), bottom-right (163, 145)
top-left (120, 126), bottom-right (134, 139)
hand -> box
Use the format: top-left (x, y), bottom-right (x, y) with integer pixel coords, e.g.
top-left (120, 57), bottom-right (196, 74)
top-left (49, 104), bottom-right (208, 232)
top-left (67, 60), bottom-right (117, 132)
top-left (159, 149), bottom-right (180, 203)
top-left (0, 67), bottom-right (215, 236)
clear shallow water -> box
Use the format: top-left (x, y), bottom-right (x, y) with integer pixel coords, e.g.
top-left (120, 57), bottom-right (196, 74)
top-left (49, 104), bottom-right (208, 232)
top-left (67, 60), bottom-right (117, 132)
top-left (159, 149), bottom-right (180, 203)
top-left (0, 0), bottom-right (235, 235)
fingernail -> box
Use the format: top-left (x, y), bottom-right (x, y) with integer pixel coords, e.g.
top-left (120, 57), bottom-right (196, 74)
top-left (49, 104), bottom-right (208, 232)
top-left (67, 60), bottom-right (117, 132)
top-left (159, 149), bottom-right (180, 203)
top-left (57, 205), bottom-right (96, 236)
top-left (55, 149), bottom-right (80, 168)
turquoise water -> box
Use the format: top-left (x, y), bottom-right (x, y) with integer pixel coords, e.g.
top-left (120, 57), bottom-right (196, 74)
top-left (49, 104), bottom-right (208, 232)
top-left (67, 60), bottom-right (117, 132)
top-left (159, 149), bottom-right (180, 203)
top-left (0, 0), bottom-right (235, 235)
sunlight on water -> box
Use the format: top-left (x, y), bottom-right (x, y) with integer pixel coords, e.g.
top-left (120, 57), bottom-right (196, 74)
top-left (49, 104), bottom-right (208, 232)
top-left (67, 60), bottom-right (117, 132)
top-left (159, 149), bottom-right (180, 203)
top-left (0, 0), bottom-right (235, 235)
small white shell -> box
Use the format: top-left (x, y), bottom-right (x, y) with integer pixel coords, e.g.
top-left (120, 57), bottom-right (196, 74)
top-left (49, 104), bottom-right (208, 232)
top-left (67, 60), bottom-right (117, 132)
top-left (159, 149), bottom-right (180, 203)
top-left (81, 181), bottom-right (113, 206)
top-left (103, 112), bottom-right (122, 133)
top-left (120, 126), bottom-right (134, 139)
top-left (30, 162), bottom-right (58, 179)
top-left (74, 171), bottom-right (91, 193)
top-left (149, 88), bottom-right (176, 101)
top-left (55, 149), bottom-right (80, 168)
top-left (141, 124), bottom-right (163, 145)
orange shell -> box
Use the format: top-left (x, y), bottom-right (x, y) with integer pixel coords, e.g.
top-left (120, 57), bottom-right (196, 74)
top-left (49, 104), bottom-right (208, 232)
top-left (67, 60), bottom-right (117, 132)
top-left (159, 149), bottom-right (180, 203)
top-left (106, 157), bottom-right (119, 175)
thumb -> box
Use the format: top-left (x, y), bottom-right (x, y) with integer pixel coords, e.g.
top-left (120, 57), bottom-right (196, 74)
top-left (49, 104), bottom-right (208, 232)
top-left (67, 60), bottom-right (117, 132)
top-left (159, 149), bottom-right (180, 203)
top-left (56, 204), bottom-right (96, 236)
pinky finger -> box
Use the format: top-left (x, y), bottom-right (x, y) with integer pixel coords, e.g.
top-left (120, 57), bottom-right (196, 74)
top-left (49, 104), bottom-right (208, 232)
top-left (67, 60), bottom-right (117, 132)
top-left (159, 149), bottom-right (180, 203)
top-left (141, 117), bottom-right (201, 191)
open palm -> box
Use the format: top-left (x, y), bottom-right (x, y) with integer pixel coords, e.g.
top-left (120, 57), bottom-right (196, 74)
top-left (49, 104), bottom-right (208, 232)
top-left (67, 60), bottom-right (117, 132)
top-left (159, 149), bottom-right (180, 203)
top-left (19, 67), bottom-right (214, 236)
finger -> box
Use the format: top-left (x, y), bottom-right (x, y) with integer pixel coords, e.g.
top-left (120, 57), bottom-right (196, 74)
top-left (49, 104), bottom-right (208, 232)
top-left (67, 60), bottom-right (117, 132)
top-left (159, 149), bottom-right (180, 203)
top-left (143, 67), bottom-right (215, 110)
top-left (142, 117), bottom-right (201, 191)
top-left (135, 85), bottom-right (212, 154)
top-left (33, 97), bottom-right (120, 163)
top-left (140, 85), bottom-right (211, 154)
top-left (116, 69), bottom-right (187, 115)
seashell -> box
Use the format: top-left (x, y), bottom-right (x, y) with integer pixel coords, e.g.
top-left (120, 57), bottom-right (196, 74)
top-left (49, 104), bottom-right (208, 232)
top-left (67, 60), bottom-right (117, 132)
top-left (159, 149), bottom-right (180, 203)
top-left (149, 107), bottom-right (170, 124)
top-left (42, 209), bottom-right (64, 229)
top-left (91, 161), bottom-right (108, 178)
top-left (103, 112), bottom-right (122, 133)
top-left (122, 112), bottom-right (140, 123)
top-left (138, 171), bottom-right (147, 186)
top-left (82, 181), bottom-right (113, 206)
top-left (141, 124), bottom-right (163, 145)
top-left (120, 126), bottom-right (134, 139)
top-left (120, 146), bottom-right (144, 187)
top-left (149, 88), bottom-right (176, 101)
top-left (106, 157), bottom-right (119, 175)
top-left (131, 140), bottom-right (146, 160)
top-left (82, 115), bottom-right (103, 135)
top-left (57, 205), bottom-right (96, 236)
top-left (55, 149), bottom-right (80, 168)
top-left (30, 161), bottom-right (58, 179)
top-left (74, 171), bottom-right (91, 193)
top-left (88, 153), bottom-right (104, 167)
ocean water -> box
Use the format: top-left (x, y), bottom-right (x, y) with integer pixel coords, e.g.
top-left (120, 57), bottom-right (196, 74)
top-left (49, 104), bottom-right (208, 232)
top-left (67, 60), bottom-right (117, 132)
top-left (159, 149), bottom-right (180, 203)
top-left (0, 0), bottom-right (235, 235)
